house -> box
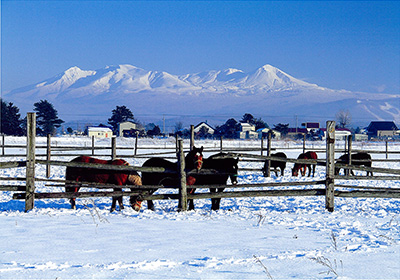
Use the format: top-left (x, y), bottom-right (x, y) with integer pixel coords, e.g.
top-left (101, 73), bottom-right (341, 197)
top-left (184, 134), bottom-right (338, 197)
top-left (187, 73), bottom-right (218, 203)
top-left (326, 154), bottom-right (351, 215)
top-left (366, 121), bottom-right (399, 139)
top-left (237, 123), bottom-right (258, 139)
top-left (119, 121), bottom-right (141, 137)
top-left (88, 127), bottom-right (113, 138)
top-left (194, 122), bottom-right (215, 135)
top-left (319, 128), bottom-right (351, 140)
top-left (287, 128), bottom-right (308, 138)
top-left (257, 128), bottom-right (281, 140)
top-left (302, 122), bottom-right (320, 132)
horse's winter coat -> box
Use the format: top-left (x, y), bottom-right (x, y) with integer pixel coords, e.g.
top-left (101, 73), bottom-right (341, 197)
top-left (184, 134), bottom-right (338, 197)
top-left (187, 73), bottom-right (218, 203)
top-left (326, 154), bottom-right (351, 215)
top-left (292, 151), bottom-right (318, 177)
top-left (65, 156), bottom-right (142, 211)
top-left (263, 152), bottom-right (287, 177)
top-left (335, 152), bottom-right (373, 176)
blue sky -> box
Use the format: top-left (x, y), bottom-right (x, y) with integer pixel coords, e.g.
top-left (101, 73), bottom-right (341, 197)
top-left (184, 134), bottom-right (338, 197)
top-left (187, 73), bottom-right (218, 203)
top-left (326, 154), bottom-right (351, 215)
top-left (1, 1), bottom-right (399, 95)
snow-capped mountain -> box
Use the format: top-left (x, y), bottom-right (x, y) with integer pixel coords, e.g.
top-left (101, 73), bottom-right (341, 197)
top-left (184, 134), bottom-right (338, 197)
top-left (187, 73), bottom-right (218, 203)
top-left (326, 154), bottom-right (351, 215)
top-left (3, 64), bottom-right (400, 127)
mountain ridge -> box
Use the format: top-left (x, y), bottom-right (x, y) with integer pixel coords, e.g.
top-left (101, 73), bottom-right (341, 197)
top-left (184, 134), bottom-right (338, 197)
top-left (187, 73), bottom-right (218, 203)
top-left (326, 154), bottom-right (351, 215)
top-left (3, 64), bottom-right (399, 127)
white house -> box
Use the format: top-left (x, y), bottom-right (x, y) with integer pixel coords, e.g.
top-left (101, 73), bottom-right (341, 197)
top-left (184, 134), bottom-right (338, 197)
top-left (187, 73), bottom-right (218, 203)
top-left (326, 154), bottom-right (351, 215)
top-left (119, 121), bottom-right (138, 137)
top-left (194, 122), bottom-right (215, 135)
top-left (237, 123), bottom-right (258, 139)
top-left (257, 128), bottom-right (281, 140)
top-left (88, 127), bottom-right (113, 138)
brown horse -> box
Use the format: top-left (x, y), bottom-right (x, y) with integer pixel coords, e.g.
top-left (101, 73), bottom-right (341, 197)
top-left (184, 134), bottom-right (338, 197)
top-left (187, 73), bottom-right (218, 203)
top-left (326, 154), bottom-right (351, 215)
top-left (65, 156), bottom-right (142, 211)
top-left (292, 151), bottom-right (318, 177)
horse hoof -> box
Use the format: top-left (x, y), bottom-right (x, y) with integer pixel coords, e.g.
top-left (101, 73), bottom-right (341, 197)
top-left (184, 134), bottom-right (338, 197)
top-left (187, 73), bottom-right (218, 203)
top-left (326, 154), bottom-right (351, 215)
top-left (132, 201), bottom-right (142, 212)
top-left (71, 205), bottom-right (76, 210)
top-left (110, 207), bottom-right (116, 212)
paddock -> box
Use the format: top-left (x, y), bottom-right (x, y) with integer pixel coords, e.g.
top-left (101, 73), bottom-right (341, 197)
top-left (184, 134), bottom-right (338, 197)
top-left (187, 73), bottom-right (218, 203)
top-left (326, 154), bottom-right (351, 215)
top-left (1, 114), bottom-right (399, 213)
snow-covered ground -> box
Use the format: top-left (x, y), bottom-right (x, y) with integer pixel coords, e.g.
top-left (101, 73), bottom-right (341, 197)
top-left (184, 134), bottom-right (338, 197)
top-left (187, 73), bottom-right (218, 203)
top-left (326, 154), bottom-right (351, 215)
top-left (1, 137), bottom-right (399, 279)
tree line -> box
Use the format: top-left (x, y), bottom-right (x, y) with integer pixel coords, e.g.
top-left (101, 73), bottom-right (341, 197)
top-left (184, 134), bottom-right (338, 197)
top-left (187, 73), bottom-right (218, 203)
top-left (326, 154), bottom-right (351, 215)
top-left (1, 98), bottom-right (355, 138)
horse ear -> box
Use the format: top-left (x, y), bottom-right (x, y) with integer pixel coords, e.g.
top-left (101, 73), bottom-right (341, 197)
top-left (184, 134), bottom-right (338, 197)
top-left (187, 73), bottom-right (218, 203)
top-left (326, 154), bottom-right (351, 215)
top-left (200, 146), bottom-right (204, 153)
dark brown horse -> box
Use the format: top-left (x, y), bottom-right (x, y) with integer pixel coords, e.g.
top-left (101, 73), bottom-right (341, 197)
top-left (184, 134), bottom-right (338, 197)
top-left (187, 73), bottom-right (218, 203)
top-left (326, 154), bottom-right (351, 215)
top-left (263, 152), bottom-right (287, 177)
top-left (137, 146), bottom-right (204, 211)
top-left (292, 151), bottom-right (318, 177)
top-left (191, 153), bottom-right (239, 210)
top-left (335, 152), bottom-right (373, 176)
top-left (65, 156), bottom-right (142, 211)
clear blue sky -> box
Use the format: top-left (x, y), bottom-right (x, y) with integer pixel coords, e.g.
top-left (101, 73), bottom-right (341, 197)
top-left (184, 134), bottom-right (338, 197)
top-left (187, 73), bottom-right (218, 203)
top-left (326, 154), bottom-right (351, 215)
top-left (1, 1), bottom-right (399, 95)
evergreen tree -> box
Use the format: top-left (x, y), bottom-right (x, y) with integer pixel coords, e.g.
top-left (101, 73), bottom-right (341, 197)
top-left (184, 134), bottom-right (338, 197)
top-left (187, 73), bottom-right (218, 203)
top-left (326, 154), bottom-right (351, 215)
top-left (215, 118), bottom-right (238, 138)
top-left (33, 100), bottom-right (64, 136)
top-left (147, 125), bottom-right (161, 136)
top-left (108, 105), bottom-right (135, 134)
top-left (273, 123), bottom-right (289, 137)
top-left (0, 99), bottom-right (25, 136)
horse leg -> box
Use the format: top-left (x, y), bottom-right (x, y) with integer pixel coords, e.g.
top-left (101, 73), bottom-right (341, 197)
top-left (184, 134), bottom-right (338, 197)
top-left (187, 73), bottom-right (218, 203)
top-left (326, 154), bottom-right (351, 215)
top-left (111, 197), bottom-right (117, 212)
top-left (67, 185), bottom-right (79, 210)
top-left (214, 188), bottom-right (224, 210)
top-left (210, 188), bottom-right (217, 210)
top-left (312, 164), bottom-right (316, 177)
top-left (117, 196), bottom-right (124, 210)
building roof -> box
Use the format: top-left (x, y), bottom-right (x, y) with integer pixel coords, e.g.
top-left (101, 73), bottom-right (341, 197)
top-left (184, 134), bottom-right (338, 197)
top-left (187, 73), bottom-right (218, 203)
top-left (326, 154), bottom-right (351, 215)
top-left (287, 128), bottom-right (308, 134)
top-left (367, 121), bottom-right (398, 131)
top-left (88, 127), bottom-right (112, 132)
top-left (194, 122), bottom-right (215, 130)
top-left (302, 122), bottom-right (320, 129)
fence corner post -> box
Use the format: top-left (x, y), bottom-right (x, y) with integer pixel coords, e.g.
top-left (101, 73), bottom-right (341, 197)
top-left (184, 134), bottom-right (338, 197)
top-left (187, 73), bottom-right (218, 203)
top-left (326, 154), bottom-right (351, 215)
top-left (177, 139), bottom-right (187, 211)
top-left (46, 134), bottom-right (51, 178)
top-left (25, 112), bottom-right (36, 212)
top-left (190, 125), bottom-right (195, 151)
top-left (111, 136), bottom-right (117, 159)
top-left (264, 131), bottom-right (272, 177)
top-left (325, 120), bottom-right (335, 212)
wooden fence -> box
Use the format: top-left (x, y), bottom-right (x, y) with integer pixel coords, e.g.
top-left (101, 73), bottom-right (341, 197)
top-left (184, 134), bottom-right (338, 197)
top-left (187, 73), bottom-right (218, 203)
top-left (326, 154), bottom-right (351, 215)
top-left (1, 114), bottom-right (400, 213)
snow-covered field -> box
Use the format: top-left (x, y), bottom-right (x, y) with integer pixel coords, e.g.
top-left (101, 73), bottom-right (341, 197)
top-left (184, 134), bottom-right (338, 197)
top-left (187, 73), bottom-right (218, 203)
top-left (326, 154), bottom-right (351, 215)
top-left (1, 137), bottom-right (399, 279)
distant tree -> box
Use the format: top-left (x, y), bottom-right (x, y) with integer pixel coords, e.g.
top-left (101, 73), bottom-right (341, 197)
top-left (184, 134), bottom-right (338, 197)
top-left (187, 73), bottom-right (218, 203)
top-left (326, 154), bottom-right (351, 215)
top-left (33, 100), bottom-right (64, 136)
top-left (254, 118), bottom-right (269, 130)
top-left (108, 105), bottom-right (135, 134)
top-left (0, 99), bottom-right (24, 136)
top-left (240, 113), bottom-right (255, 124)
top-left (147, 125), bottom-right (161, 137)
top-left (336, 110), bottom-right (352, 128)
top-left (215, 118), bottom-right (238, 138)
top-left (174, 122), bottom-right (183, 134)
top-left (273, 123), bottom-right (289, 137)
top-left (67, 127), bottom-right (73, 134)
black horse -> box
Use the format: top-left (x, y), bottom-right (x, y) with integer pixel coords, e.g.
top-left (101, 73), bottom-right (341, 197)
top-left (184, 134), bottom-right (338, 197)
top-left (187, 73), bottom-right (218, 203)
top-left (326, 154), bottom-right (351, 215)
top-left (263, 152), bottom-right (287, 177)
top-left (191, 152), bottom-right (239, 210)
top-left (135, 146), bottom-right (204, 211)
top-left (335, 152), bottom-right (373, 176)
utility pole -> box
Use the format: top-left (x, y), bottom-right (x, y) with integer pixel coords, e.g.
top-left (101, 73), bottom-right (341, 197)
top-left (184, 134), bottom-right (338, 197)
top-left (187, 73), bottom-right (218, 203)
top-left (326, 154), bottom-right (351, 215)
top-left (163, 115), bottom-right (165, 135)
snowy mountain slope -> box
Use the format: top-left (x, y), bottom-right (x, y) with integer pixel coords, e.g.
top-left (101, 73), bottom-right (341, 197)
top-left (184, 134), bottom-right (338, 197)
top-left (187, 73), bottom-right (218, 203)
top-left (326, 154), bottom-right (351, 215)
top-left (3, 64), bottom-right (399, 126)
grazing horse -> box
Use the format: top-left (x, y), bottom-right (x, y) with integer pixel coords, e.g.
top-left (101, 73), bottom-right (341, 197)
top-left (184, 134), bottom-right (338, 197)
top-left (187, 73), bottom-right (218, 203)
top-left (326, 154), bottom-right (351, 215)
top-left (263, 152), bottom-right (287, 177)
top-left (65, 156), bottom-right (142, 211)
top-left (292, 151), bottom-right (318, 177)
top-left (191, 153), bottom-right (239, 210)
top-left (335, 152), bottom-right (373, 176)
top-left (136, 146), bottom-right (204, 211)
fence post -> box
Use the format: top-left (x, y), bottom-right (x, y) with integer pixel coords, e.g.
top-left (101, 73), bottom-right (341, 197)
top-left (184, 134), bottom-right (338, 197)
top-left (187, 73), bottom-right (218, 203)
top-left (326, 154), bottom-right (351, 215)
top-left (91, 135), bottom-right (95, 156)
top-left (347, 135), bottom-right (352, 176)
top-left (111, 136), bottom-right (117, 159)
top-left (46, 134), bottom-right (51, 178)
top-left (177, 139), bottom-right (187, 211)
top-left (220, 136), bottom-right (223, 152)
top-left (261, 136), bottom-right (264, 156)
top-left (2, 134), bottom-right (4, 156)
top-left (386, 141), bottom-right (388, 159)
top-left (264, 131), bottom-right (272, 177)
top-left (303, 134), bottom-right (306, 153)
top-left (325, 121), bottom-right (335, 212)
top-left (135, 131), bottom-right (139, 156)
top-left (25, 113), bottom-right (36, 212)
top-left (190, 125), bottom-right (194, 151)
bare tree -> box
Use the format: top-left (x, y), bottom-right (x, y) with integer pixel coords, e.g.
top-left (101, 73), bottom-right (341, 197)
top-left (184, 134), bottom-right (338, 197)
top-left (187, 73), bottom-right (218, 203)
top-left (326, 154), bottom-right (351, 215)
top-left (336, 110), bottom-right (352, 128)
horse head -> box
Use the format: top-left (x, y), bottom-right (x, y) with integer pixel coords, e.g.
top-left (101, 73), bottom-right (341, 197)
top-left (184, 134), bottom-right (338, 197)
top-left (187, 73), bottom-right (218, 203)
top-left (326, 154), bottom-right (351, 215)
top-left (186, 146), bottom-right (204, 172)
top-left (229, 158), bottom-right (239, 185)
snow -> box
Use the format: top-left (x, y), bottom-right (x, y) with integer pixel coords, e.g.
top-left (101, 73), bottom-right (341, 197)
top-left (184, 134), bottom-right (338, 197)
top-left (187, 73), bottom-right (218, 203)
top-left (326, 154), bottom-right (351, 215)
top-left (1, 137), bottom-right (399, 279)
